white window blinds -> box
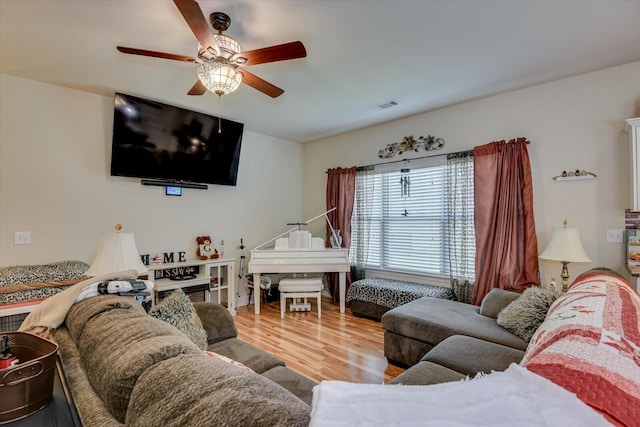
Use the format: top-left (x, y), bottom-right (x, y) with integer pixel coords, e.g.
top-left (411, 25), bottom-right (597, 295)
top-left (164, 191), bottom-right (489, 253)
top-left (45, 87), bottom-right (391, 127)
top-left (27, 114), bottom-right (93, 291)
top-left (351, 155), bottom-right (474, 278)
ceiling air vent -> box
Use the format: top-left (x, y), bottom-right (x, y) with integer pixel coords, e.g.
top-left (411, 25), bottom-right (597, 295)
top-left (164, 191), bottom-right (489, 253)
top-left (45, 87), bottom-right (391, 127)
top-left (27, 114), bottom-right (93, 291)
top-left (375, 100), bottom-right (399, 110)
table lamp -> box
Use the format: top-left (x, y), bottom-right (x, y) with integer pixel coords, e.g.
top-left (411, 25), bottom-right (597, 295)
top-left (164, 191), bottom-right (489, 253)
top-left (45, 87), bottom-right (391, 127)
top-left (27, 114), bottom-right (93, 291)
top-left (85, 224), bottom-right (148, 277)
top-left (539, 219), bottom-right (591, 292)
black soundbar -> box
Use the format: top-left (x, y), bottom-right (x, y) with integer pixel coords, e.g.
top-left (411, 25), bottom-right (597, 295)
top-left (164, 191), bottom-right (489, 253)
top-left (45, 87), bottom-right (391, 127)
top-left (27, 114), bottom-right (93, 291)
top-left (141, 179), bottom-right (208, 190)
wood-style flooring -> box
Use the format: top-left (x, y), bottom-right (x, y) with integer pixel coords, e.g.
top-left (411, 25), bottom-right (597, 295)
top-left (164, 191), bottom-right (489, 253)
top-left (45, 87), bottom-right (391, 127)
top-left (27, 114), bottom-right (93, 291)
top-left (233, 295), bottom-right (405, 384)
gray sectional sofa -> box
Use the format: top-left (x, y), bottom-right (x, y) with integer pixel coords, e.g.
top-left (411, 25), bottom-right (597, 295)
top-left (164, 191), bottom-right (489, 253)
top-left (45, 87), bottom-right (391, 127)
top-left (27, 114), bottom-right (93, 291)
top-left (384, 272), bottom-right (618, 385)
top-left (381, 287), bottom-right (535, 386)
top-left (384, 268), bottom-right (625, 385)
top-left (54, 294), bottom-right (315, 426)
top-left (382, 287), bottom-right (528, 367)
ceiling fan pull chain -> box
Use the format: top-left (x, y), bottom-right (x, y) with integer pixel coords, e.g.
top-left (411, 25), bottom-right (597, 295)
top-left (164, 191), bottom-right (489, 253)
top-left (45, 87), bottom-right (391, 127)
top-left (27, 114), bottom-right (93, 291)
top-left (218, 95), bottom-right (222, 133)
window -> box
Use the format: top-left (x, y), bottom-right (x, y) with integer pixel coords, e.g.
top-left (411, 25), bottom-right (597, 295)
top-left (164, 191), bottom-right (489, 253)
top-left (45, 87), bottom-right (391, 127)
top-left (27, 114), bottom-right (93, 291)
top-left (350, 155), bottom-right (475, 279)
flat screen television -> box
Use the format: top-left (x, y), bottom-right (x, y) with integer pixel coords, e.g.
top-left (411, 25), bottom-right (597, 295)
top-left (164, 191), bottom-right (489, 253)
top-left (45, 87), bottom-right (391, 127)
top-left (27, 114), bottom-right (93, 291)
top-left (110, 92), bottom-right (243, 186)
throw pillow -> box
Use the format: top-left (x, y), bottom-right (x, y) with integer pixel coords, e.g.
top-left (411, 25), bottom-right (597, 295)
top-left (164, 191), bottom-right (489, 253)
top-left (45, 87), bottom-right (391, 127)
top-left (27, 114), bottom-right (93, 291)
top-left (149, 289), bottom-right (208, 350)
top-left (496, 287), bottom-right (558, 342)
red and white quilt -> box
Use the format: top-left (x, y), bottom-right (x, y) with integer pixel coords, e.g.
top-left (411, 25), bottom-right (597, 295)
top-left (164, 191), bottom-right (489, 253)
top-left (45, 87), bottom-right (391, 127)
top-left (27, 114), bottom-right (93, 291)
top-left (521, 273), bottom-right (640, 426)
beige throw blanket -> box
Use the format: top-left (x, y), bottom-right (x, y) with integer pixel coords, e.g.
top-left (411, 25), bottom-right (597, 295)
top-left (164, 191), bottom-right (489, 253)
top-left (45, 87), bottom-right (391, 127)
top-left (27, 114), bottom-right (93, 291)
top-left (18, 270), bottom-right (138, 339)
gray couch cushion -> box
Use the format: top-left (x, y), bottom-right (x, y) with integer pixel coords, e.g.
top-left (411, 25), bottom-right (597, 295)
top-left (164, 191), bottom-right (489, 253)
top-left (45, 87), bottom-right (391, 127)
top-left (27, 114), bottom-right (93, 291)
top-left (478, 288), bottom-right (521, 318)
top-left (126, 354), bottom-right (311, 427)
top-left (388, 361), bottom-right (466, 385)
top-left (384, 330), bottom-right (435, 367)
top-left (193, 301), bottom-right (238, 344)
top-left (65, 295), bottom-right (202, 423)
top-left (208, 337), bottom-right (285, 374)
top-left (381, 297), bottom-right (528, 351)
top-left (65, 294), bottom-right (146, 342)
top-left (262, 366), bottom-right (317, 406)
top-left (421, 335), bottom-right (525, 376)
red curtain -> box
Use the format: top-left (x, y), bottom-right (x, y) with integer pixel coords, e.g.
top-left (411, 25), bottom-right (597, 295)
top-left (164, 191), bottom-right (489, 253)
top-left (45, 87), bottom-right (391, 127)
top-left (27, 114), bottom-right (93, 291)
top-left (325, 166), bottom-right (356, 305)
top-left (473, 138), bottom-right (539, 305)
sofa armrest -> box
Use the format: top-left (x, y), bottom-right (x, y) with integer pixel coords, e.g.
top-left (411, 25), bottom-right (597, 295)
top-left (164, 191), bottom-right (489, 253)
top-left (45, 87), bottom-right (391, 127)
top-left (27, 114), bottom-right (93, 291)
top-left (54, 327), bottom-right (125, 426)
top-left (478, 288), bottom-right (520, 318)
top-left (192, 302), bottom-right (238, 344)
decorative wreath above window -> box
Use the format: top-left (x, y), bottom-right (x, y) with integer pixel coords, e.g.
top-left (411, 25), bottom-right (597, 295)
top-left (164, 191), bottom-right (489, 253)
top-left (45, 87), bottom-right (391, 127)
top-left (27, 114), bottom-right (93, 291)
top-left (378, 134), bottom-right (445, 158)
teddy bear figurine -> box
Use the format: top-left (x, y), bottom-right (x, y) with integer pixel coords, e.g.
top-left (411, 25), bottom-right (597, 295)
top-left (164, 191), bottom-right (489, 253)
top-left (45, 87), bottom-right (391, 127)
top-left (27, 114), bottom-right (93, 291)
top-left (196, 235), bottom-right (219, 260)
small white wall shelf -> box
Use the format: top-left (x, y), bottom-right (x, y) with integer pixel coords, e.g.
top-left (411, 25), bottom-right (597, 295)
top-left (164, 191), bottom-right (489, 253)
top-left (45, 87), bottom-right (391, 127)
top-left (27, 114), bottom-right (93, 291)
top-left (553, 175), bottom-right (595, 182)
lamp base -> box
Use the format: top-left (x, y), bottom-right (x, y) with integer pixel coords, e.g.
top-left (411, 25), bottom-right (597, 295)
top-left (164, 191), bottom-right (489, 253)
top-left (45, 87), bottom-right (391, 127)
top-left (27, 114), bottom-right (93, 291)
top-left (561, 261), bottom-right (570, 292)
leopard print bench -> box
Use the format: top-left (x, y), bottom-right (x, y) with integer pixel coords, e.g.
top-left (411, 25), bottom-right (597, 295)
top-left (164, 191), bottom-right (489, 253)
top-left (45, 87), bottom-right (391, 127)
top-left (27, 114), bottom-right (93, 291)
top-left (0, 260), bottom-right (89, 305)
top-left (0, 260), bottom-right (89, 331)
top-left (346, 277), bottom-right (454, 321)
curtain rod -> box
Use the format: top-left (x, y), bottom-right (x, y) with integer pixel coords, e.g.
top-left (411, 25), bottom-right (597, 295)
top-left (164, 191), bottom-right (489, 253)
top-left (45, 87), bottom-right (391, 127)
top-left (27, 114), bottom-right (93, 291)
top-left (355, 149), bottom-right (473, 171)
top-left (327, 137), bottom-right (529, 172)
top-left (353, 136), bottom-right (530, 171)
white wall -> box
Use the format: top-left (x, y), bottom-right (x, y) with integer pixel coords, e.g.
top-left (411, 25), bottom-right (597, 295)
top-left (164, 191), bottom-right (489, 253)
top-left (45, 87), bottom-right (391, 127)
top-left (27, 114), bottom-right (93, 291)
top-left (3, 61), bottom-right (640, 297)
top-left (303, 61), bottom-right (640, 287)
top-left (0, 75), bottom-right (304, 304)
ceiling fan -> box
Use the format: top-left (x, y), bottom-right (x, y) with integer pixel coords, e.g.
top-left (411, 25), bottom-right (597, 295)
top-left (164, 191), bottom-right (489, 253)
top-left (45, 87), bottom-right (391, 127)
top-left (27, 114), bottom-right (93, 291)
top-left (117, 0), bottom-right (307, 98)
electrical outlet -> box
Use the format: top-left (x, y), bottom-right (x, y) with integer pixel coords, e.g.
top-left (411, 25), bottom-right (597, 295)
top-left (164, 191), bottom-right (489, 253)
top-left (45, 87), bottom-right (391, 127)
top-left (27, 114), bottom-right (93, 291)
top-left (14, 231), bottom-right (32, 245)
top-left (606, 229), bottom-right (623, 243)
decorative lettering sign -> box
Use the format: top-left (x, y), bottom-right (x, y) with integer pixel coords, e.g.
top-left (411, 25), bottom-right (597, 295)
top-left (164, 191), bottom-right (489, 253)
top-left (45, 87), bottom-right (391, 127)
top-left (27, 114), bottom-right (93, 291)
top-left (154, 265), bottom-right (200, 280)
top-left (140, 251), bottom-right (187, 266)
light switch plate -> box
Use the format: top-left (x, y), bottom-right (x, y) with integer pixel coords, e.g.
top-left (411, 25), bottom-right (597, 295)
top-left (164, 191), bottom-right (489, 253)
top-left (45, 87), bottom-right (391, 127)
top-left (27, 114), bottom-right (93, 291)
top-left (14, 231), bottom-right (31, 245)
top-left (606, 229), bottom-right (623, 243)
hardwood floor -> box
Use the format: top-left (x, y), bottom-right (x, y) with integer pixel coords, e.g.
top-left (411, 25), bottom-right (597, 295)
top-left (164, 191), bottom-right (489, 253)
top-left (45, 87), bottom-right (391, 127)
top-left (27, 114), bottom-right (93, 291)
top-left (233, 296), bottom-right (405, 384)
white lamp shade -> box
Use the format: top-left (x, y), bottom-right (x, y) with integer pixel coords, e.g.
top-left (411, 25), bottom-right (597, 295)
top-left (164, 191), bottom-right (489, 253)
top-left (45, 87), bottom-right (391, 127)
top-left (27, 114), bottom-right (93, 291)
top-left (539, 227), bottom-right (591, 263)
top-left (85, 232), bottom-right (148, 276)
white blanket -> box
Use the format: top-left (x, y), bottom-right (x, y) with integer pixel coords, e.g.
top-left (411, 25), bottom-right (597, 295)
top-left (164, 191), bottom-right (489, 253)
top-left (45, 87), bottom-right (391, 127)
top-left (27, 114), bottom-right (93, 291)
top-left (18, 270), bottom-right (139, 338)
top-left (310, 364), bottom-right (611, 427)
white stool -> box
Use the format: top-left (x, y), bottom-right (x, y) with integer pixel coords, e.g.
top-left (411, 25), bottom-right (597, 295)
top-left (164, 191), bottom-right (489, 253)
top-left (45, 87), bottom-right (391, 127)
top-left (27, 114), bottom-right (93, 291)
top-left (278, 277), bottom-right (323, 319)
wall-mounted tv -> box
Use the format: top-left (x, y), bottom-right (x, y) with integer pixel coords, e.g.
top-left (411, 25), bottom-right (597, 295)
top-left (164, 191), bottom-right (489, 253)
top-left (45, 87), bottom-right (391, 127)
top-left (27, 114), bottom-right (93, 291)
top-left (110, 92), bottom-right (243, 186)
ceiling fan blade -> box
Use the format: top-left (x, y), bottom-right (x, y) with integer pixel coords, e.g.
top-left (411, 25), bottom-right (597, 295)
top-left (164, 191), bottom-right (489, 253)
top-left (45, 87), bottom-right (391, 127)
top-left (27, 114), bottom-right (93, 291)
top-left (173, 0), bottom-right (219, 55)
top-left (117, 46), bottom-right (197, 63)
top-left (188, 80), bottom-right (207, 95)
top-left (240, 70), bottom-right (284, 98)
top-left (232, 41), bottom-right (307, 67)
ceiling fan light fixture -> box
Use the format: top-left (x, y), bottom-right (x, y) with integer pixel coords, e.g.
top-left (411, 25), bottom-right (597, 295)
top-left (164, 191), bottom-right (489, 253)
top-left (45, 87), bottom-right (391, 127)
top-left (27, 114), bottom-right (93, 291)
top-left (197, 61), bottom-right (243, 96)
top-left (214, 34), bottom-right (241, 59)
top-left (117, 4), bottom-right (305, 99)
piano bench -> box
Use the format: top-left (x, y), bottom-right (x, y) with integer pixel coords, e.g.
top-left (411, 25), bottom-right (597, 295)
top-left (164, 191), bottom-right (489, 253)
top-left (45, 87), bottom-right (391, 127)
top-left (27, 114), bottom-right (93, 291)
top-left (278, 278), bottom-right (323, 319)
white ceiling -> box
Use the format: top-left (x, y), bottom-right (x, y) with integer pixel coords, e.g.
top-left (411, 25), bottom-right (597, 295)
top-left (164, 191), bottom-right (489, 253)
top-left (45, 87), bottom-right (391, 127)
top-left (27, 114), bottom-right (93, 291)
top-left (2, 0), bottom-right (640, 143)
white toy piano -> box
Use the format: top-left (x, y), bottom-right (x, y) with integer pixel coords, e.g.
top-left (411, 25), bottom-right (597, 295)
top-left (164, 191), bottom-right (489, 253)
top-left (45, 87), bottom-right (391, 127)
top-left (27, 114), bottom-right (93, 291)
top-left (247, 209), bottom-right (350, 315)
